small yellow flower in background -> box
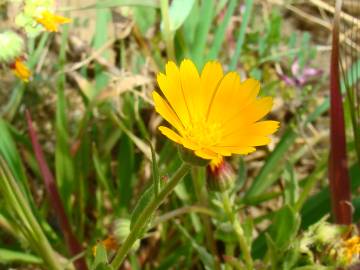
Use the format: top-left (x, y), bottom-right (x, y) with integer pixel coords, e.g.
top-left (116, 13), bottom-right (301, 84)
top-left (10, 58), bottom-right (31, 82)
top-left (15, 0), bottom-right (72, 36)
top-left (153, 59), bottom-right (279, 161)
top-left (342, 236), bottom-right (360, 264)
top-left (35, 10), bottom-right (71, 32)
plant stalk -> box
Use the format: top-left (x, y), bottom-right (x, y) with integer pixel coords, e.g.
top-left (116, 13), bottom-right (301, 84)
top-left (192, 167), bottom-right (221, 270)
top-left (110, 163), bottom-right (190, 268)
top-left (329, 0), bottom-right (352, 224)
top-left (222, 192), bottom-right (253, 270)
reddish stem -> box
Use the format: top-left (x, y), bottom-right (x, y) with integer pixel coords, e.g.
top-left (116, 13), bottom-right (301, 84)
top-left (26, 110), bottom-right (88, 270)
top-left (329, 0), bottom-right (352, 224)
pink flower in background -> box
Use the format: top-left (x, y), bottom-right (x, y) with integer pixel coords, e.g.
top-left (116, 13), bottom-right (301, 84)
top-left (278, 59), bottom-right (323, 87)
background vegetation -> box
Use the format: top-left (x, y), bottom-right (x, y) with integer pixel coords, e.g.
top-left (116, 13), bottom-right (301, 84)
top-left (0, 0), bottom-right (359, 269)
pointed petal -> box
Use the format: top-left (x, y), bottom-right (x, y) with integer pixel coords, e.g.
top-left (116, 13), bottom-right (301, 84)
top-left (157, 61), bottom-right (191, 126)
top-left (179, 59), bottom-right (203, 120)
top-left (207, 72), bottom-right (240, 122)
top-left (159, 126), bottom-right (183, 144)
top-left (220, 135), bottom-right (271, 147)
top-left (152, 91), bottom-right (184, 132)
top-left (194, 148), bottom-right (218, 160)
top-left (201, 61), bottom-right (224, 116)
top-left (221, 97), bottom-right (274, 133)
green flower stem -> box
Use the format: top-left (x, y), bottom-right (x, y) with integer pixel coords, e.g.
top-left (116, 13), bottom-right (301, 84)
top-left (110, 163), bottom-right (191, 269)
top-left (221, 192), bottom-right (253, 270)
top-left (160, 0), bottom-right (175, 60)
top-left (192, 167), bottom-right (221, 270)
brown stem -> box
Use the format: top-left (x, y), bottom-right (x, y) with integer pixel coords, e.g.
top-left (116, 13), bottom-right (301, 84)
top-left (26, 110), bottom-right (88, 270)
top-left (329, 0), bottom-right (352, 224)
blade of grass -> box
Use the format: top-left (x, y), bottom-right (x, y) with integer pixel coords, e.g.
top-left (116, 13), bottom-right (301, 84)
top-left (192, 0), bottom-right (215, 68)
top-left (0, 157), bottom-right (61, 270)
top-left (62, 0), bottom-right (160, 11)
top-left (229, 0), bottom-right (253, 70)
top-left (207, 0), bottom-right (237, 60)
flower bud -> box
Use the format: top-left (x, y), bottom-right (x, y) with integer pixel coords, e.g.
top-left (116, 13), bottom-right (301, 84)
top-left (0, 31), bottom-right (24, 63)
top-left (114, 218), bottom-right (140, 252)
top-left (206, 158), bottom-right (235, 192)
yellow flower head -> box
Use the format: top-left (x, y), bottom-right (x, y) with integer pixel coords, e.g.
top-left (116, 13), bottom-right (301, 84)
top-left (342, 236), bottom-right (360, 264)
top-left (35, 10), bottom-right (71, 32)
top-left (152, 59), bottom-right (279, 161)
top-left (11, 58), bottom-right (31, 82)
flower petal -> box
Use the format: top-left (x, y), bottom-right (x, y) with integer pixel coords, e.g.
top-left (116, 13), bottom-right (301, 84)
top-left (220, 135), bottom-right (272, 147)
top-left (159, 126), bottom-right (183, 144)
top-left (179, 59), bottom-right (203, 120)
top-left (224, 120), bottom-right (280, 138)
top-left (201, 61), bottom-right (224, 115)
top-left (207, 72), bottom-right (240, 122)
top-left (195, 148), bottom-right (219, 160)
top-left (157, 61), bottom-right (191, 126)
top-left (152, 91), bottom-right (184, 132)
top-left (221, 97), bottom-right (274, 133)
top-left (211, 146), bottom-right (256, 155)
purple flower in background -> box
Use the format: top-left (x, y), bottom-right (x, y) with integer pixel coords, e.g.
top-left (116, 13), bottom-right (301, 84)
top-left (278, 59), bottom-right (323, 87)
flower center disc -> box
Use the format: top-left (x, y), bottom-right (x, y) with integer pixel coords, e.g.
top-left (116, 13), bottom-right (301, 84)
top-left (184, 120), bottom-right (222, 147)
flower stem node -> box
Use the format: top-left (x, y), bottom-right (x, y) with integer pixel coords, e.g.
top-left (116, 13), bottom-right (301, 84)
top-left (207, 158), bottom-right (235, 192)
top-left (178, 145), bottom-right (209, 166)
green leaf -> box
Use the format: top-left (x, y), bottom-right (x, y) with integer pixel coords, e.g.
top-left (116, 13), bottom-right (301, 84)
top-left (130, 185), bottom-right (154, 231)
top-left (264, 233), bottom-right (278, 267)
top-left (65, 0), bottom-right (160, 11)
top-left (133, 6), bottom-right (157, 34)
top-left (192, 0), bottom-right (215, 68)
top-left (246, 127), bottom-right (297, 199)
top-left (149, 140), bottom-right (160, 197)
top-left (167, 0), bottom-right (195, 32)
top-left (301, 163), bottom-right (360, 228)
top-left (175, 222), bottom-right (215, 270)
top-left (284, 161), bottom-right (299, 207)
top-left (93, 5), bottom-right (111, 94)
top-left (56, 25), bottom-right (75, 215)
top-left (208, 0), bottom-right (238, 59)
top-left (229, 0), bottom-right (254, 70)
top-left (92, 243), bottom-right (112, 270)
top-left (117, 135), bottom-right (134, 209)
top-left (0, 249), bottom-right (42, 265)
top-left (269, 205), bottom-right (300, 250)
top-left (0, 119), bottom-right (31, 201)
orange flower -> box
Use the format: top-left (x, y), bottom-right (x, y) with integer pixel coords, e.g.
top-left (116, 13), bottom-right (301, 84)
top-left (92, 235), bottom-right (118, 256)
top-left (36, 10), bottom-right (71, 32)
top-left (11, 58), bottom-right (31, 82)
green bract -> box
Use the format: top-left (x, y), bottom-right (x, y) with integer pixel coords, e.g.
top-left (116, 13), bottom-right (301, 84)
top-left (0, 31), bottom-right (24, 63)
